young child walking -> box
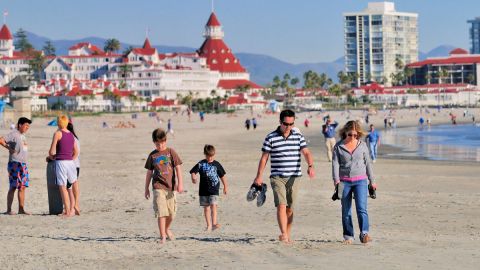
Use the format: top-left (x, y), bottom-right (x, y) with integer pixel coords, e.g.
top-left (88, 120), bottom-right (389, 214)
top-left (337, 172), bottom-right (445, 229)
top-left (144, 128), bottom-right (183, 244)
top-left (190, 144), bottom-right (227, 231)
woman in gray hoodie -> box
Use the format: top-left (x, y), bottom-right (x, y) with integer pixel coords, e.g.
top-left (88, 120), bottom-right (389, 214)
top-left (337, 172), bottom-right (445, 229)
top-left (332, 120), bottom-right (377, 244)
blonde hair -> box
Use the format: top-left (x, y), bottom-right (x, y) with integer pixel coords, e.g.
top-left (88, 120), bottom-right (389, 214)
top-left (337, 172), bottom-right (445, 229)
top-left (339, 120), bottom-right (366, 140)
top-left (57, 115), bottom-right (69, 129)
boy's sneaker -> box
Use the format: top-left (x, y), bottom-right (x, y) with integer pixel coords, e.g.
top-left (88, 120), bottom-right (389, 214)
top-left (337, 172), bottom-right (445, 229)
top-left (246, 184), bottom-right (259, 201)
top-left (256, 184), bottom-right (267, 207)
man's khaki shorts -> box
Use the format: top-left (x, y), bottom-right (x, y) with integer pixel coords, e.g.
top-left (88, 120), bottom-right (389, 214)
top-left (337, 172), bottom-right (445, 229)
top-left (153, 189), bottom-right (176, 218)
top-left (270, 176), bottom-right (299, 208)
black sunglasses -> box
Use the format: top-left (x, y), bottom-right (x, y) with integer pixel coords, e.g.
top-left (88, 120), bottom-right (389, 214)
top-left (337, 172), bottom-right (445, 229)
top-left (282, 121), bottom-right (294, 126)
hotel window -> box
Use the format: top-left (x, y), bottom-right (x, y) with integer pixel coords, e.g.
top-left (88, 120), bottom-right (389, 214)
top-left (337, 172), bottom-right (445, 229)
top-left (212, 50), bottom-right (216, 53)
top-left (225, 59), bottom-right (230, 63)
top-left (212, 59), bottom-right (217, 64)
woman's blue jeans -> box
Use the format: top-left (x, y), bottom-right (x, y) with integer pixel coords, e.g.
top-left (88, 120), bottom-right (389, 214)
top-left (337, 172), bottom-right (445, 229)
top-left (341, 179), bottom-right (369, 240)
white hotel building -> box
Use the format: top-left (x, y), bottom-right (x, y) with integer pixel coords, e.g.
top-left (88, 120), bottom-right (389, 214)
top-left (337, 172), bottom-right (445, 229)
top-left (0, 12), bottom-right (261, 101)
top-left (344, 2), bottom-right (418, 86)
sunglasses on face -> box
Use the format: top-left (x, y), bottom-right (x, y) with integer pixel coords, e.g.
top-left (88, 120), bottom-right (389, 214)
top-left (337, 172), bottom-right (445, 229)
top-left (282, 121), bottom-right (294, 126)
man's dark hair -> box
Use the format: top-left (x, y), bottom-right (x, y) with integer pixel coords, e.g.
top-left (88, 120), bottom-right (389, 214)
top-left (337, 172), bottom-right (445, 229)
top-left (204, 144), bottom-right (216, 157)
top-left (280, 109), bottom-right (295, 122)
top-left (17, 117), bottom-right (32, 126)
top-left (152, 128), bottom-right (167, 142)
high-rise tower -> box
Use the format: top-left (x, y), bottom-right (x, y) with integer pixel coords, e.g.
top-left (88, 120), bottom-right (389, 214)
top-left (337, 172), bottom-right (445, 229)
top-left (343, 2), bottom-right (418, 86)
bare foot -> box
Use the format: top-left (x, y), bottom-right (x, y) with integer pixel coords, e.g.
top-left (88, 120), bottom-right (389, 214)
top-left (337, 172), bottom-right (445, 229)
top-left (18, 210), bottom-right (31, 215)
top-left (279, 234), bottom-right (291, 244)
top-left (158, 237), bottom-right (167, 244)
top-left (74, 207), bottom-right (81, 216)
top-left (5, 211), bottom-right (16, 215)
top-left (166, 230), bottom-right (175, 241)
top-left (212, 224), bottom-right (221, 230)
top-left (342, 239), bottom-right (353, 245)
top-left (205, 226), bottom-right (212, 232)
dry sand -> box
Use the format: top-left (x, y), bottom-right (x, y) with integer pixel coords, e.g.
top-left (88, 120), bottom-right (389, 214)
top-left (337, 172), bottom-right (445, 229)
top-left (0, 108), bottom-right (479, 269)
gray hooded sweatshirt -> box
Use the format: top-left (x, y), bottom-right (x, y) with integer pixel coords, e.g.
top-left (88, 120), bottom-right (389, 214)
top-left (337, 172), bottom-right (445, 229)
top-left (332, 140), bottom-right (375, 184)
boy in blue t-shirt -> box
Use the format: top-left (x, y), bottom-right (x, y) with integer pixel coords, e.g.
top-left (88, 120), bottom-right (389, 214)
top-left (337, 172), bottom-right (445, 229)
top-left (190, 144), bottom-right (227, 231)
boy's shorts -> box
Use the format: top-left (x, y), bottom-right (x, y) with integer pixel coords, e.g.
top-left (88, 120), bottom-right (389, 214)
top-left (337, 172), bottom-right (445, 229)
top-left (8, 161), bottom-right (29, 190)
top-left (199, 195), bottom-right (219, 206)
top-left (55, 160), bottom-right (77, 186)
top-left (270, 176), bottom-right (299, 209)
top-left (153, 189), bottom-right (176, 218)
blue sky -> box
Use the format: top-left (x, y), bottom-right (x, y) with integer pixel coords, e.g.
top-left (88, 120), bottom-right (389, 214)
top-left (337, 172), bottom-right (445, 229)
top-left (1, 0), bottom-right (479, 63)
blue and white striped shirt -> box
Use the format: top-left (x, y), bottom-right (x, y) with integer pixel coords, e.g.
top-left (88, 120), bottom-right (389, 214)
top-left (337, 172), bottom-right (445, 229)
top-left (262, 127), bottom-right (307, 177)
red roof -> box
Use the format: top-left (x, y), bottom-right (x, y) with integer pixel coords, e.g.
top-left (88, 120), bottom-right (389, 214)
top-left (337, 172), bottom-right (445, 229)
top-left (0, 24), bottom-right (13, 40)
top-left (217, 79), bottom-right (262, 90)
top-left (226, 95), bottom-right (248, 105)
top-left (150, 98), bottom-right (175, 107)
top-left (0, 86), bottom-right (10, 96)
top-left (143, 38), bottom-right (152, 49)
top-left (198, 39), bottom-right (246, 73)
top-left (65, 88), bottom-right (94, 97)
top-left (450, 48), bottom-right (468, 55)
top-left (68, 42), bottom-right (104, 54)
top-left (132, 48), bottom-right (156, 56)
top-left (407, 55), bottom-right (480, 67)
top-left (112, 89), bottom-right (135, 97)
top-left (206, 12), bottom-right (221, 27)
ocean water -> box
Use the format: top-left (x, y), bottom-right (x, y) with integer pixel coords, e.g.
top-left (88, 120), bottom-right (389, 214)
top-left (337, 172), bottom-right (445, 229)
top-left (380, 124), bottom-right (480, 162)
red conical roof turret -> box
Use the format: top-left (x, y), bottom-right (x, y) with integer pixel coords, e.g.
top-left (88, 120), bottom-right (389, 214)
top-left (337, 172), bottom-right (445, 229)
top-left (206, 12), bottom-right (221, 27)
top-left (0, 24), bottom-right (13, 40)
top-left (143, 38), bottom-right (152, 49)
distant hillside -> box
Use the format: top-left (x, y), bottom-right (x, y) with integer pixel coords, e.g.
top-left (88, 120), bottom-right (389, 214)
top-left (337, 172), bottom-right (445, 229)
top-left (22, 31), bottom-right (460, 87)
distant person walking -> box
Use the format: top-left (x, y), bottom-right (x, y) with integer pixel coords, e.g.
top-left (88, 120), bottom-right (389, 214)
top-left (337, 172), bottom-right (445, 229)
top-left (245, 118), bottom-right (251, 130)
top-left (365, 124), bottom-right (380, 163)
top-left (252, 118), bottom-right (257, 130)
top-left (332, 120), bottom-right (376, 244)
top-left (0, 117), bottom-right (32, 215)
top-left (167, 119), bottom-right (174, 137)
top-left (322, 118), bottom-right (338, 162)
top-left (252, 109), bottom-right (315, 243)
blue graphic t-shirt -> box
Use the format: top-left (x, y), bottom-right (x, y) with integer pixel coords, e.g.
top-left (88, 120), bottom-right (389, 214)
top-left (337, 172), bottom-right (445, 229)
top-left (190, 159), bottom-right (226, 196)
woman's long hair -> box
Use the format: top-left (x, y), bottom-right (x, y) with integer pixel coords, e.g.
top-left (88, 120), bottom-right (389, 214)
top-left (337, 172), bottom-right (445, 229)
top-left (67, 123), bottom-right (79, 140)
top-left (339, 120), bottom-right (366, 140)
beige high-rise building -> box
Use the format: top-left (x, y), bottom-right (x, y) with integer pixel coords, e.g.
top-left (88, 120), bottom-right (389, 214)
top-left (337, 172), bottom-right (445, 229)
top-left (344, 2), bottom-right (418, 86)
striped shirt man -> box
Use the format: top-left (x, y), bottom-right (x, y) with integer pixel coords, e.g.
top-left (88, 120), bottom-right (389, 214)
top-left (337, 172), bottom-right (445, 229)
top-left (262, 127), bottom-right (307, 177)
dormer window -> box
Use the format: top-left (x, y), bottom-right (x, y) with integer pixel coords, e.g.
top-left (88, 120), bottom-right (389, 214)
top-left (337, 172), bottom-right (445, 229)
top-left (212, 50), bottom-right (216, 53)
top-left (234, 59), bottom-right (238, 63)
top-left (225, 59), bottom-right (230, 64)
top-left (212, 59), bottom-right (217, 64)
top-left (221, 49), bottom-right (225, 53)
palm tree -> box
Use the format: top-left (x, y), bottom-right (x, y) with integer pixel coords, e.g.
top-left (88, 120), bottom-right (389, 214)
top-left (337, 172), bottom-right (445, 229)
top-left (290, 77), bottom-right (299, 89)
top-left (424, 72), bottom-right (432, 85)
top-left (104, 38), bottom-right (121, 53)
top-left (439, 67), bottom-right (449, 84)
top-left (404, 67), bottom-right (414, 85)
top-left (28, 51), bottom-right (46, 82)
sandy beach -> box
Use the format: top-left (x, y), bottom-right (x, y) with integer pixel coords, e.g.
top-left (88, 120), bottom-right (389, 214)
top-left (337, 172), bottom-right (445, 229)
top-left (0, 108), bottom-right (479, 269)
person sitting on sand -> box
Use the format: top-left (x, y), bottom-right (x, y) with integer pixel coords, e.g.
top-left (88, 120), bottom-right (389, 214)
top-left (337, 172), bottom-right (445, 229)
top-left (0, 117), bottom-right (32, 215)
top-left (190, 144), bottom-right (227, 231)
top-left (144, 128), bottom-right (184, 244)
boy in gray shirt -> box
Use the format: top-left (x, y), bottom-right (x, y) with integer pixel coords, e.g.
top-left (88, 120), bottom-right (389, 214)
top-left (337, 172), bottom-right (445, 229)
top-left (0, 117), bottom-right (32, 215)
